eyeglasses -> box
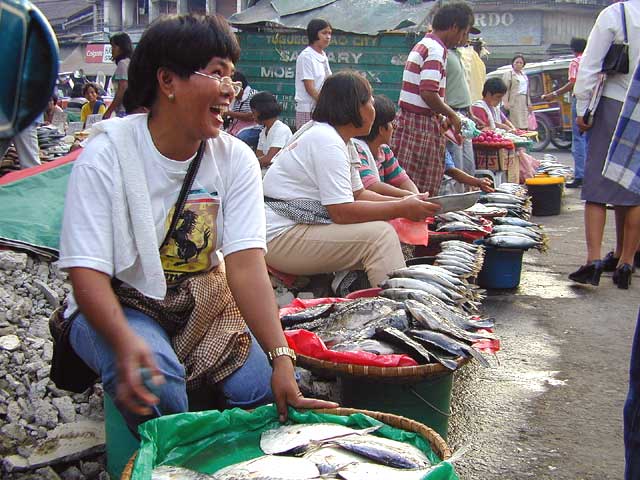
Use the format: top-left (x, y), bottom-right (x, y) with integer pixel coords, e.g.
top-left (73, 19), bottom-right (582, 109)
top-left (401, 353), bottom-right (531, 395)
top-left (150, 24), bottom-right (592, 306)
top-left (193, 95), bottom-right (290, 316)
top-left (192, 71), bottom-right (243, 96)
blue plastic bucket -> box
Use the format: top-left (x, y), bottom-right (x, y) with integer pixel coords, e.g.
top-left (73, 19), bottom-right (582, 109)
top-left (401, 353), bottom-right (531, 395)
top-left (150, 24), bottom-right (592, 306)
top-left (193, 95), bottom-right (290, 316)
top-left (477, 246), bottom-right (524, 289)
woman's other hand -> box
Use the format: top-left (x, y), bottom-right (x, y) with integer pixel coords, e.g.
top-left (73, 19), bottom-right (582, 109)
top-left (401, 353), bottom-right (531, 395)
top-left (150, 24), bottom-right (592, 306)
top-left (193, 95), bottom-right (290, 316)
top-left (270, 356), bottom-right (338, 422)
top-left (400, 194), bottom-right (441, 221)
top-left (114, 333), bottom-right (164, 415)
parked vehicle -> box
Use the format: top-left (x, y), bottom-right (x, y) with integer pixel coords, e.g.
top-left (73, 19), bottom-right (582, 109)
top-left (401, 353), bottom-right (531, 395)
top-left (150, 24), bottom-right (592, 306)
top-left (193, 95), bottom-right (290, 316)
top-left (488, 57), bottom-right (573, 151)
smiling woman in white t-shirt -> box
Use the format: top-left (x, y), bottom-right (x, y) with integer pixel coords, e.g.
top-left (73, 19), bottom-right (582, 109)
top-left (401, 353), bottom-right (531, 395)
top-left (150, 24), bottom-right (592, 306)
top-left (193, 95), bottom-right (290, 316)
top-left (56, 14), bottom-right (335, 432)
top-left (294, 19), bottom-right (333, 129)
top-left (263, 71), bottom-right (440, 289)
top-left (250, 91), bottom-right (292, 168)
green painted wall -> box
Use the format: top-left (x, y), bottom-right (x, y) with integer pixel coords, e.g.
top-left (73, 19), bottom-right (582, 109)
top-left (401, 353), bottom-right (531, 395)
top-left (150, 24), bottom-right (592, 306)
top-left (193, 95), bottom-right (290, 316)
top-left (236, 30), bottom-right (419, 128)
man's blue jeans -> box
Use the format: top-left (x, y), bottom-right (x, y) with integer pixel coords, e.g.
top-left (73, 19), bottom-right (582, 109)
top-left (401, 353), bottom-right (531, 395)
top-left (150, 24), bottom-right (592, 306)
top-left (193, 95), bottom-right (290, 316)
top-left (236, 127), bottom-right (262, 151)
top-left (70, 307), bottom-right (274, 430)
top-left (571, 96), bottom-right (587, 180)
top-left (625, 308), bottom-right (640, 479)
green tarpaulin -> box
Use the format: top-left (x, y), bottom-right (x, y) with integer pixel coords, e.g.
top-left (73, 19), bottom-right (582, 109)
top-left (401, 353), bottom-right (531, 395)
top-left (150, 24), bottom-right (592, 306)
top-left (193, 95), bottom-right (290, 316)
top-left (0, 161), bottom-right (71, 258)
top-left (131, 405), bottom-right (459, 479)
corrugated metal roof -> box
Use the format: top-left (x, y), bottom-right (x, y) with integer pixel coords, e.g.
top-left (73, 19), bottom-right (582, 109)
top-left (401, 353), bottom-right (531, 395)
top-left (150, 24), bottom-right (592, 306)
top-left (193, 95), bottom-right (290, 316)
top-left (230, 0), bottom-right (436, 35)
top-left (271, 0), bottom-right (337, 16)
top-left (31, 0), bottom-right (92, 24)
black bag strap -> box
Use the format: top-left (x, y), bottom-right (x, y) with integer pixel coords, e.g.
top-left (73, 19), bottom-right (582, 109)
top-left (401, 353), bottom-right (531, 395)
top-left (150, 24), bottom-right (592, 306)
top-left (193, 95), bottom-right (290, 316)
top-left (621, 2), bottom-right (628, 44)
top-left (160, 140), bottom-right (206, 248)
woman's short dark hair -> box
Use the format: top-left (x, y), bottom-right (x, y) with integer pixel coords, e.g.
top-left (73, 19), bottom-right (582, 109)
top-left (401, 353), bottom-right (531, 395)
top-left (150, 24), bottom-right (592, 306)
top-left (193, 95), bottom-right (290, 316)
top-left (307, 18), bottom-right (331, 44)
top-left (312, 70), bottom-right (372, 128)
top-left (570, 37), bottom-right (587, 54)
top-left (431, 3), bottom-right (474, 31)
top-left (483, 77), bottom-right (508, 96)
top-left (249, 91), bottom-right (282, 121)
top-left (356, 94), bottom-right (396, 142)
top-left (232, 71), bottom-right (249, 90)
top-left (82, 82), bottom-right (100, 96)
top-left (109, 32), bottom-right (133, 63)
top-left (511, 54), bottom-right (526, 67)
top-left (127, 14), bottom-right (241, 109)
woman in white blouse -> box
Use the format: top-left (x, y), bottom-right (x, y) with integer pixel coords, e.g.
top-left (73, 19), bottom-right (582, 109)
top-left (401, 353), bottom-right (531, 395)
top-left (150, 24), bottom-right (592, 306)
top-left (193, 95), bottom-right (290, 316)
top-left (502, 55), bottom-right (532, 130)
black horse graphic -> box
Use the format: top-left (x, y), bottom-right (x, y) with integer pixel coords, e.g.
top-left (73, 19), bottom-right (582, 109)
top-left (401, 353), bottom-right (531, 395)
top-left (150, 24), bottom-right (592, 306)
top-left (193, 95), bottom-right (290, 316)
top-left (171, 210), bottom-right (211, 265)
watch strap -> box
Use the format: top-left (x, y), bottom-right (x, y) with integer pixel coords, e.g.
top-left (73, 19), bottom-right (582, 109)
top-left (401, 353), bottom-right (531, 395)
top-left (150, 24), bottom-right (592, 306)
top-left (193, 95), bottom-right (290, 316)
top-left (267, 346), bottom-right (297, 365)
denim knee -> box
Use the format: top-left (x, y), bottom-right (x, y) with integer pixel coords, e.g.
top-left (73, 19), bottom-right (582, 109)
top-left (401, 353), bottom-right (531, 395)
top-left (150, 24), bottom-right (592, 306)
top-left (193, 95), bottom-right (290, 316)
top-left (70, 307), bottom-right (189, 427)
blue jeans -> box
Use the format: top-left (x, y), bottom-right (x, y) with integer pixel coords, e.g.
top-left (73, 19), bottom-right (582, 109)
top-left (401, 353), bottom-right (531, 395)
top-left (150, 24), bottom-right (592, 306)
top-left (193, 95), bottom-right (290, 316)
top-left (571, 96), bottom-right (587, 180)
top-left (625, 308), bottom-right (640, 479)
top-left (70, 307), bottom-right (274, 430)
top-left (236, 127), bottom-right (262, 151)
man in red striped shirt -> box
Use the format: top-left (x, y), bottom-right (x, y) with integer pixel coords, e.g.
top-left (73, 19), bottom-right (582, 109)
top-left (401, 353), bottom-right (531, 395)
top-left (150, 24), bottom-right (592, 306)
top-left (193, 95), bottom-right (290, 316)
top-left (391, 2), bottom-right (476, 196)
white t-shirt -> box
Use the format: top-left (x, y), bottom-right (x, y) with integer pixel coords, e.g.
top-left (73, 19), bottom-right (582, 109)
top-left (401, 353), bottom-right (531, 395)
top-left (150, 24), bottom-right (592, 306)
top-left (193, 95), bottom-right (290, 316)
top-left (58, 115), bottom-right (265, 311)
top-left (262, 122), bottom-right (363, 242)
top-left (257, 120), bottom-right (293, 158)
top-left (295, 46), bottom-right (332, 113)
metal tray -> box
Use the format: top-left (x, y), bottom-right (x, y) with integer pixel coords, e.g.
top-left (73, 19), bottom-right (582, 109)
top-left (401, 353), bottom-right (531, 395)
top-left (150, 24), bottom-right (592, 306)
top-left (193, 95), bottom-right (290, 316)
top-left (428, 191), bottom-right (482, 214)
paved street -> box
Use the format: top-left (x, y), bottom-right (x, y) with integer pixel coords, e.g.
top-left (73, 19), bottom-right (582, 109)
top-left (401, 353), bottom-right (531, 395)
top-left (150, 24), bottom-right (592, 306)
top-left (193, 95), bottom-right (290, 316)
top-left (449, 149), bottom-right (637, 479)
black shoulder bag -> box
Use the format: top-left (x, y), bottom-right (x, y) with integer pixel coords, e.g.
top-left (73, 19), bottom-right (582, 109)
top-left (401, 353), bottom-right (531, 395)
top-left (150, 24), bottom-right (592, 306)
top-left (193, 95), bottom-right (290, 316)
top-left (49, 141), bottom-right (206, 393)
top-left (602, 3), bottom-right (629, 75)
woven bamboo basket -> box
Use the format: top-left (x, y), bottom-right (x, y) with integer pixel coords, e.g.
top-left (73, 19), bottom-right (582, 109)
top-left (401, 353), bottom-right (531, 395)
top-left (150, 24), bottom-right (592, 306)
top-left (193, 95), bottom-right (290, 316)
top-left (296, 354), bottom-right (469, 384)
top-left (120, 407), bottom-right (452, 479)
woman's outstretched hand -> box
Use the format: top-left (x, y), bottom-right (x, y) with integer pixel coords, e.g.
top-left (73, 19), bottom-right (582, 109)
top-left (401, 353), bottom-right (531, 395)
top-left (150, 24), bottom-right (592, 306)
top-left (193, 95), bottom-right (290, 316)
top-left (271, 356), bottom-right (338, 422)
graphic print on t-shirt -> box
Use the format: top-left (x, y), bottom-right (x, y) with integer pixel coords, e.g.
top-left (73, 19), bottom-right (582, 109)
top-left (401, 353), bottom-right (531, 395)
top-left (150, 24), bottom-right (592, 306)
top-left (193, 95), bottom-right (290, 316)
top-left (160, 188), bottom-right (220, 284)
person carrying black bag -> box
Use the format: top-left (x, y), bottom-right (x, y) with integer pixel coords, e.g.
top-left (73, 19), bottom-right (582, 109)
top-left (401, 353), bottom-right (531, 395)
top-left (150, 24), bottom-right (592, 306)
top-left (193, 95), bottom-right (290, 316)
top-left (569, 0), bottom-right (640, 290)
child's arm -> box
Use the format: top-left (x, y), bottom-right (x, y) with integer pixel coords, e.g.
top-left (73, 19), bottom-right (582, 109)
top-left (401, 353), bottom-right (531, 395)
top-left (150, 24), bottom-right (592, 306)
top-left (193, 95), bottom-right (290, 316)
top-left (445, 167), bottom-right (495, 192)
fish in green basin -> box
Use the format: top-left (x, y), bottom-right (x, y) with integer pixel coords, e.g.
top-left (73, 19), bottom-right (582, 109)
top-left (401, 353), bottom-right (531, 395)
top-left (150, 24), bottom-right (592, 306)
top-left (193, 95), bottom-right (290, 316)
top-left (336, 462), bottom-right (438, 480)
top-left (324, 433), bottom-right (432, 470)
top-left (260, 423), bottom-right (380, 455)
top-left (302, 446), bottom-right (371, 475)
top-left (212, 455), bottom-right (322, 479)
top-left (152, 465), bottom-right (214, 479)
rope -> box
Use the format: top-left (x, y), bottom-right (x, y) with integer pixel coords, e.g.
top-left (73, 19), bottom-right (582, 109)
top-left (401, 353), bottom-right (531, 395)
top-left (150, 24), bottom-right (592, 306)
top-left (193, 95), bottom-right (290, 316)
top-left (408, 386), bottom-right (452, 417)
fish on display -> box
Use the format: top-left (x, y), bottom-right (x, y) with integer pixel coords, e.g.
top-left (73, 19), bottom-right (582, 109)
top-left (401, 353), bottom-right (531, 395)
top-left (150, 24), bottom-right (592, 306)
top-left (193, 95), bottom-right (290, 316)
top-left (408, 329), bottom-right (490, 368)
top-left (323, 433), bottom-right (432, 470)
top-left (491, 225), bottom-right (544, 241)
top-left (436, 221), bottom-right (487, 233)
top-left (211, 455), bottom-right (321, 479)
top-left (411, 291), bottom-right (494, 331)
top-left (152, 466), bottom-right (213, 480)
top-left (492, 217), bottom-right (539, 228)
top-left (379, 278), bottom-right (457, 304)
top-left (336, 462), bottom-right (436, 480)
top-left (260, 423), bottom-right (380, 455)
top-left (280, 303), bottom-right (335, 328)
top-left (483, 234), bottom-right (544, 251)
top-left (331, 338), bottom-right (400, 355)
top-left (405, 300), bottom-right (495, 344)
top-left (302, 446), bottom-right (370, 475)
top-left (373, 327), bottom-right (434, 364)
top-left (389, 267), bottom-right (460, 291)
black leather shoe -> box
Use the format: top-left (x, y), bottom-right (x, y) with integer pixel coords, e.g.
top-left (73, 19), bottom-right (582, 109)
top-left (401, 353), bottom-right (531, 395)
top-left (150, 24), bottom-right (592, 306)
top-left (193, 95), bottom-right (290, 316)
top-left (613, 263), bottom-right (633, 289)
top-left (635, 251), bottom-right (640, 269)
top-left (565, 179), bottom-right (583, 188)
top-left (602, 251), bottom-right (620, 272)
top-left (569, 261), bottom-right (603, 286)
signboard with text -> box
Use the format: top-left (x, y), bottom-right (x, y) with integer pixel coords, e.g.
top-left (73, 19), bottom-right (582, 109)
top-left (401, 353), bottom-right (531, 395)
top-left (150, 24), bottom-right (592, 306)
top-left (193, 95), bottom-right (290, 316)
top-left (474, 11), bottom-right (543, 46)
top-left (85, 44), bottom-right (113, 63)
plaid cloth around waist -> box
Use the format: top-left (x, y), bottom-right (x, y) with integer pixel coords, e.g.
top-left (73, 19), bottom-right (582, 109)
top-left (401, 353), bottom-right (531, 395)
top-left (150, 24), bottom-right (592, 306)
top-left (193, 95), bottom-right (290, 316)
top-left (264, 196), bottom-right (333, 225)
top-left (115, 265), bottom-right (250, 390)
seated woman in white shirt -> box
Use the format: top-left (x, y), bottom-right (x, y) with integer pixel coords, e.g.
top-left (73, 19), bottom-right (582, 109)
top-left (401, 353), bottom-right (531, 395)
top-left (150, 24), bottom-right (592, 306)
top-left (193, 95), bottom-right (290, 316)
top-left (263, 71), bottom-right (440, 288)
top-left (250, 91), bottom-right (292, 168)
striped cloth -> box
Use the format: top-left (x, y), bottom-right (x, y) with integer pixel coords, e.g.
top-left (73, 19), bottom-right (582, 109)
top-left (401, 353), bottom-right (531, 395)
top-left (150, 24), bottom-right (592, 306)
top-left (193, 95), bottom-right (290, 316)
top-left (398, 34), bottom-right (447, 115)
top-left (296, 111), bottom-right (313, 130)
top-left (354, 142), bottom-right (410, 188)
top-left (390, 109), bottom-right (446, 195)
top-left (603, 61), bottom-right (640, 195)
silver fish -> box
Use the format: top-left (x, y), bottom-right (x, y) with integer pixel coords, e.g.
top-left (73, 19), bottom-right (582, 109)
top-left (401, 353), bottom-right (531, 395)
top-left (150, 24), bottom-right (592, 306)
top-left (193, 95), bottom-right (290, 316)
top-left (492, 217), bottom-right (539, 228)
top-left (303, 446), bottom-right (370, 475)
top-left (212, 456), bottom-right (321, 480)
top-left (380, 278), bottom-right (455, 304)
top-left (337, 462), bottom-right (436, 480)
top-left (409, 329), bottom-right (489, 368)
top-left (260, 423), bottom-right (380, 455)
top-left (331, 338), bottom-right (399, 355)
top-left (484, 234), bottom-right (543, 251)
top-left (326, 434), bottom-right (431, 469)
top-left (152, 466), bottom-right (213, 480)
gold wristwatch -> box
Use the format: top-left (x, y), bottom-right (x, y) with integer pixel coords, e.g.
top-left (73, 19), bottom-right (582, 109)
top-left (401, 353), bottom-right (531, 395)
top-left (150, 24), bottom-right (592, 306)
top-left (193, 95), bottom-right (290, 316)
top-left (267, 346), bottom-right (297, 366)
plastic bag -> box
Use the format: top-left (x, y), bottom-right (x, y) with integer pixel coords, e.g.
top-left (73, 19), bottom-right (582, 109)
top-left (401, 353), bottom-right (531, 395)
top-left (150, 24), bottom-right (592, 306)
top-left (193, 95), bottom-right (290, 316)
top-left (131, 405), bottom-right (458, 479)
top-left (284, 329), bottom-right (418, 367)
top-left (527, 112), bottom-right (538, 130)
top-left (389, 218), bottom-right (430, 246)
